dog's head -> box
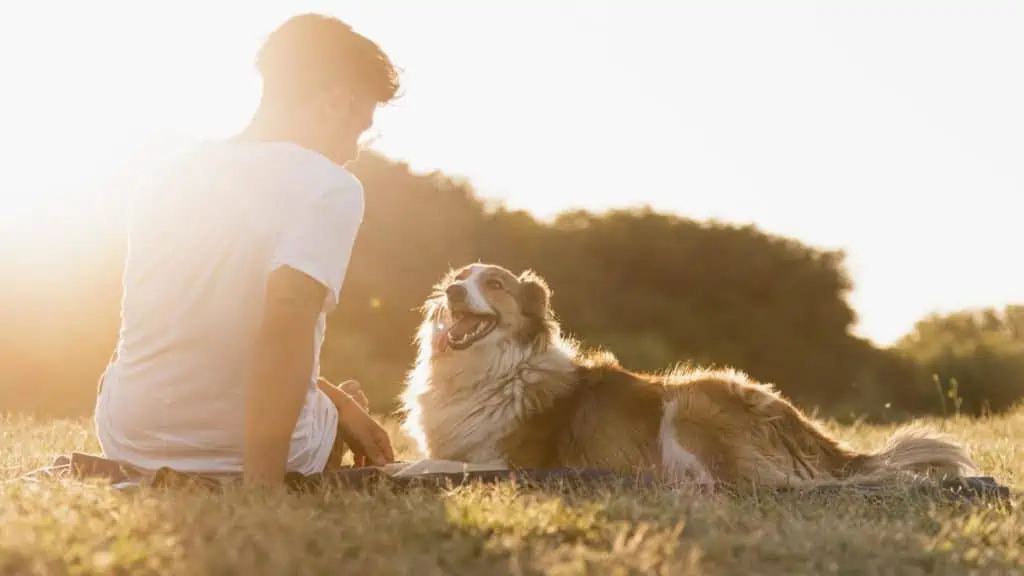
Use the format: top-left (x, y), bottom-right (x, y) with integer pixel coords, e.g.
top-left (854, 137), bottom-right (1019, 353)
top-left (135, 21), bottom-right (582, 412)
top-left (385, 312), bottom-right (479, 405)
top-left (403, 263), bottom-right (571, 459)
top-left (419, 263), bottom-right (555, 358)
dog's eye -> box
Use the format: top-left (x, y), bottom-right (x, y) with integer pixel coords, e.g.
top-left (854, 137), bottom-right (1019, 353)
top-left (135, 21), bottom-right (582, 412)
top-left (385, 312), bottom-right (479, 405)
top-left (485, 278), bottom-right (504, 290)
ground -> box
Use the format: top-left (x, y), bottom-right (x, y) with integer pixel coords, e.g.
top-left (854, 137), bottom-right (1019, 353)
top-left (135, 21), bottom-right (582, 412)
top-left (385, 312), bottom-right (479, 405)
top-left (0, 410), bottom-right (1021, 575)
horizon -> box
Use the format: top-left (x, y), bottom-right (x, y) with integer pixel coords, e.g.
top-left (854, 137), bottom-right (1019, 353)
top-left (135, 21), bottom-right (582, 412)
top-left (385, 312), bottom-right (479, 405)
top-left (1, 2), bottom-right (1021, 346)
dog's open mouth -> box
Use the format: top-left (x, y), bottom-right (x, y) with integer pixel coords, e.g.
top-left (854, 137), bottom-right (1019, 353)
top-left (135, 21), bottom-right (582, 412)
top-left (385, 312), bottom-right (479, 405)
top-left (436, 310), bottom-right (499, 352)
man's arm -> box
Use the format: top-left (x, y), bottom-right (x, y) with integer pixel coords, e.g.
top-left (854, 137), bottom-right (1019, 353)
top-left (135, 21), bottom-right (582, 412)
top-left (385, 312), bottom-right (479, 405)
top-left (242, 177), bottom-right (365, 486)
top-left (243, 266), bottom-right (327, 485)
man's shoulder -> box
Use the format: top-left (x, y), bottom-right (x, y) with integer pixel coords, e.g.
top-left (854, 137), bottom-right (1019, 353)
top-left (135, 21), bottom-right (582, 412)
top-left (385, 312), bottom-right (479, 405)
top-left (321, 166), bottom-right (364, 205)
top-left (323, 168), bottom-right (364, 208)
top-left (277, 145), bottom-right (364, 201)
top-left (311, 178), bottom-right (365, 229)
top-left (165, 140), bottom-right (365, 219)
top-left (302, 158), bottom-right (365, 222)
top-left (311, 155), bottom-right (364, 196)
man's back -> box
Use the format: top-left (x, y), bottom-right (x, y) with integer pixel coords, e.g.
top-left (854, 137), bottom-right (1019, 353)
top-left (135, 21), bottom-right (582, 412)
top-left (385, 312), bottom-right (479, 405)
top-left (95, 141), bottom-right (364, 475)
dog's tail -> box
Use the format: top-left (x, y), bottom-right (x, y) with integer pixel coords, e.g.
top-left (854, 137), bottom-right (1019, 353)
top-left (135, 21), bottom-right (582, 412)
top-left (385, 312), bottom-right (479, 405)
top-left (846, 426), bottom-right (979, 480)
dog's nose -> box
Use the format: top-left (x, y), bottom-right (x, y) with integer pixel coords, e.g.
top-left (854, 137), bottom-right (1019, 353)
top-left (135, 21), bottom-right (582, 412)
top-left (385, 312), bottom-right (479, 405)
top-left (445, 284), bottom-right (468, 303)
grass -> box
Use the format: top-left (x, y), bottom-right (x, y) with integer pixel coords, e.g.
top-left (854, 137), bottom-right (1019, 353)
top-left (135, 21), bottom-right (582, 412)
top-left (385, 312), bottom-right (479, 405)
top-left (1, 410), bottom-right (1021, 575)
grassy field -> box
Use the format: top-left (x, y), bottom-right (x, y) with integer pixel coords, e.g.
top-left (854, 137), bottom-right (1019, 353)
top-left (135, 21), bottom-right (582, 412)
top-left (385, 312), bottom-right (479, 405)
top-left (0, 410), bottom-right (1021, 575)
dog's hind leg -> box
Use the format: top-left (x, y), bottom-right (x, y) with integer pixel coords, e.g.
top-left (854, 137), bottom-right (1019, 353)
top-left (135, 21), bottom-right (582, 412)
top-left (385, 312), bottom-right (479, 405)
top-left (657, 397), bottom-right (716, 488)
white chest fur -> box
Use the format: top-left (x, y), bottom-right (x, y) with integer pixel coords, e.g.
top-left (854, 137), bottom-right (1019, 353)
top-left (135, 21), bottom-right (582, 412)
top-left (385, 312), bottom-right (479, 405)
top-left (417, 375), bottom-right (527, 462)
top-left (404, 330), bottom-right (577, 464)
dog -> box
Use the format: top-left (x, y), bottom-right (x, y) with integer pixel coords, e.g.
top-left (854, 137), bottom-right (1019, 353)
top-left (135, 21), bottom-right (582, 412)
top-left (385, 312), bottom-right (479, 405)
top-left (399, 263), bottom-right (980, 490)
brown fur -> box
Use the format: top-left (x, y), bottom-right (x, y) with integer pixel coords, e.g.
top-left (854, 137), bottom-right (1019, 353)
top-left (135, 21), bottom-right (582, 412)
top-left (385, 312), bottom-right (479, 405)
top-left (400, 263), bottom-right (981, 489)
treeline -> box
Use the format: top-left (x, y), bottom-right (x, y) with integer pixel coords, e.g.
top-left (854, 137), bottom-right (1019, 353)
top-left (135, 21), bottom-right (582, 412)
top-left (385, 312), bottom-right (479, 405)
top-left (1, 151), bottom-right (1022, 420)
top-left (894, 307), bottom-right (1024, 417)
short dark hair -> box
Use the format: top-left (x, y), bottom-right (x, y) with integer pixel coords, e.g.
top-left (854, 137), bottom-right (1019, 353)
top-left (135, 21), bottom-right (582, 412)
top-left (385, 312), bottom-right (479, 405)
top-left (256, 13), bottom-right (401, 105)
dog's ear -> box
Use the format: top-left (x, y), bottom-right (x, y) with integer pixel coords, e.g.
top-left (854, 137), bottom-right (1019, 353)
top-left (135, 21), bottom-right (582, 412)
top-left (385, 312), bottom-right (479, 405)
top-left (517, 270), bottom-right (551, 319)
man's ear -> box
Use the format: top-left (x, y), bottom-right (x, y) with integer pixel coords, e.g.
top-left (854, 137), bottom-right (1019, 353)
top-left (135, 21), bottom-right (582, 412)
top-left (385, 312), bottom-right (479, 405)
top-left (517, 270), bottom-right (551, 320)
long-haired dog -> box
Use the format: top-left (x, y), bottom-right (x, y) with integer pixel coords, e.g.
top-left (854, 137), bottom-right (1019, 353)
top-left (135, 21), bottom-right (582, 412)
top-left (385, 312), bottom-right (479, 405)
top-left (400, 263), bottom-right (980, 490)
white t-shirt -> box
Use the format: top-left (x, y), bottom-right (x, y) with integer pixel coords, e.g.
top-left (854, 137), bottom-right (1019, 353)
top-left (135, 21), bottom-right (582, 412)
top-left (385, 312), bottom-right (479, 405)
top-left (94, 141), bottom-right (364, 476)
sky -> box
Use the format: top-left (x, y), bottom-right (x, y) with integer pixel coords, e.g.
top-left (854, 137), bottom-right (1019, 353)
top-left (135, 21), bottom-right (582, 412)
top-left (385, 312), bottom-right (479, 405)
top-left (0, 1), bottom-right (1021, 346)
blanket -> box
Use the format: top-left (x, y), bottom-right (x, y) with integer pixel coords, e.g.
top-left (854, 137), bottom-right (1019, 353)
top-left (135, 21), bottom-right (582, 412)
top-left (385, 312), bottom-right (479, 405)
top-left (23, 452), bottom-right (655, 492)
top-left (19, 452), bottom-right (1016, 505)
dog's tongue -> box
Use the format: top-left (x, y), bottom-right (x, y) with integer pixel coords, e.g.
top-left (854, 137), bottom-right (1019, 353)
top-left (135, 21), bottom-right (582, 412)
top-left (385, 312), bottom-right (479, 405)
top-left (448, 316), bottom-right (482, 340)
top-left (433, 316), bottom-right (483, 352)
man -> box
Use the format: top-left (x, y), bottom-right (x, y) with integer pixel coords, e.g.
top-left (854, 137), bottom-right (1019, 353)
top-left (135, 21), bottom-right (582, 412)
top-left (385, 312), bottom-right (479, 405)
top-left (94, 13), bottom-right (398, 486)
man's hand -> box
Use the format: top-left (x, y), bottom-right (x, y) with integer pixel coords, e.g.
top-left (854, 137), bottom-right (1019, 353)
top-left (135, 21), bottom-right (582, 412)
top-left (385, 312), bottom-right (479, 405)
top-left (340, 401), bottom-right (395, 467)
top-left (338, 379), bottom-right (369, 412)
top-left (317, 378), bottom-right (395, 466)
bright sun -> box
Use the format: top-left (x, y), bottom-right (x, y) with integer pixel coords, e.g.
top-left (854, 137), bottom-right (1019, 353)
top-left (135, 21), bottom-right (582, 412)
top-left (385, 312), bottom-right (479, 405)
top-left (0, 6), bottom-right (263, 261)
